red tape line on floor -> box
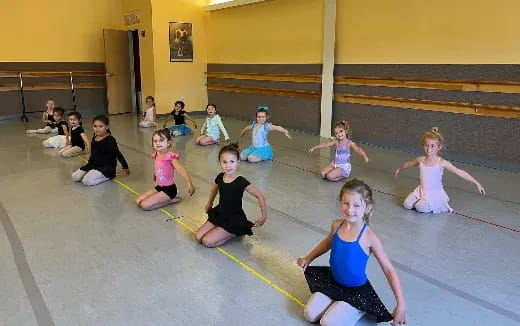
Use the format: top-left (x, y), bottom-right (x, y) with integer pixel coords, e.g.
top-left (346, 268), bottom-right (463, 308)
top-left (272, 159), bottom-right (520, 234)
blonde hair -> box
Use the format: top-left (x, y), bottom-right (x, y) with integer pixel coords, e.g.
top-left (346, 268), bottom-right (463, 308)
top-left (422, 127), bottom-right (445, 150)
top-left (333, 120), bottom-right (351, 139)
top-left (339, 179), bottom-right (373, 224)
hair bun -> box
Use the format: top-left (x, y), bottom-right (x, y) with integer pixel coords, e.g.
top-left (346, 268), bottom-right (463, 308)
top-left (431, 127), bottom-right (440, 133)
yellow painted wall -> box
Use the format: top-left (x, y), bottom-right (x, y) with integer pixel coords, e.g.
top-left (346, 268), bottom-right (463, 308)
top-left (123, 0), bottom-right (156, 106)
top-left (336, 0), bottom-right (520, 64)
top-left (206, 0), bottom-right (324, 64)
top-left (151, 0), bottom-right (208, 114)
top-left (0, 0), bottom-right (123, 62)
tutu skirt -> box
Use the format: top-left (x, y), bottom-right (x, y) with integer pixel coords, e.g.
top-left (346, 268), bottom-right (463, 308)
top-left (409, 185), bottom-right (452, 213)
top-left (304, 266), bottom-right (392, 323)
top-left (207, 206), bottom-right (254, 236)
top-left (241, 145), bottom-right (273, 161)
top-left (169, 124), bottom-right (192, 136)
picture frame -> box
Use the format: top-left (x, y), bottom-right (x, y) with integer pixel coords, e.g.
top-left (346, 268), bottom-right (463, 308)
top-left (169, 22), bottom-right (193, 62)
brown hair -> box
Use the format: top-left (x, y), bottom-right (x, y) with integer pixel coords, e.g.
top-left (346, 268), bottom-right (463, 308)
top-left (333, 120), bottom-right (351, 139)
top-left (152, 128), bottom-right (172, 147)
top-left (146, 96), bottom-right (155, 105)
top-left (67, 111), bottom-right (82, 125)
top-left (339, 179), bottom-right (374, 224)
top-left (53, 106), bottom-right (65, 116)
top-left (219, 142), bottom-right (240, 160)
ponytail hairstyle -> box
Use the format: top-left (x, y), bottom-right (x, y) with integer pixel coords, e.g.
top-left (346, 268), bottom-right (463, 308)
top-left (93, 114), bottom-right (111, 134)
top-left (422, 127), bottom-right (445, 151)
top-left (333, 120), bottom-right (351, 139)
top-left (67, 111), bottom-right (83, 126)
top-left (218, 142), bottom-right (240, 160)
top-left (339, 179), bottom-right (374, 224)
top-left (152, 128), bottom-right (172, 147)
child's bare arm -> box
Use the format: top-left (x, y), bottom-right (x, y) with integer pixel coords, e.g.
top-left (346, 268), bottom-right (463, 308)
top-left (350, 141), bottom-right (369, 163)
top-left (239, 125), bottom-right (252, 137)
top-left (183, 113), bottom-right (197, 129)
top-left (172, 159), bottom-right (195, 196)
top-left (394, 157), bottom-right (421, 177)
top-left (308, 140), bottom-right (336, 153)
top-left (297, 220), bottom-right (340, 268)
top-left (205, 184), bottom-right (219, 212)
top-left (245, 184), bottom-right (267, 226)
top-left (442, 160), bottom-right (485, 195)
top-left (81, 133), bottom-right (91, 153)
top-left (162, 115), bottom-right (172, 128)
top-left (370, 230), bottom-right (407, 325)
top-left (62, 125), bottom-right (70, 145)
top-left (268, 124), bottom-right (292, 139)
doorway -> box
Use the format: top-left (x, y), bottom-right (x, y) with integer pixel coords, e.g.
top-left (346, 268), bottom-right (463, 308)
top-left (130, 30), bottom-right (142, 116)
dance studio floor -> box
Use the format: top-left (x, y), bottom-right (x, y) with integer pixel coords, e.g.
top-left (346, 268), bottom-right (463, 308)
top-left (1, 113), bottom-right (518, 325)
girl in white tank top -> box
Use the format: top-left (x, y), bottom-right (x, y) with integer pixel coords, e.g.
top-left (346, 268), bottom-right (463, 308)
top-left (139, 96), bottom-right (157, 128)
top-left (395, 129), bottom-right (485, 213)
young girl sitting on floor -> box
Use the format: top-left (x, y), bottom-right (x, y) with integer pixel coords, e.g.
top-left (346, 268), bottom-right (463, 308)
top-left (239, 106), bottom-right (292, 162)
top-left (136, 129), bottom-right (195, 210)
top-left (308, 120), bottom-right (369, 181)
top-left (42, 107), bottom-right (69, 149)
top-left (139, 96), bottom-right (157, 128)
top-left (72, 115), bottom-right (130, 186)
top-left (59, 111), bottom-right (90, 157)
top-left (195, 143), bottom-right (267, 247)
top-left (162, 100), bottom-right (197, 136)
top-left (196, 103), bottom-right (230, 145)
top-left (395, 128), bottom-right (485, 213)
top-left (26, 98), bottom-right (58, 134)
top-left (297, 179), bottom-right (406, 325)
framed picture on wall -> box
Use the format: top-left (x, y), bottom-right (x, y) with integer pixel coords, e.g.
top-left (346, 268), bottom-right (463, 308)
top-left (169, 22), bottom-right (193, 62)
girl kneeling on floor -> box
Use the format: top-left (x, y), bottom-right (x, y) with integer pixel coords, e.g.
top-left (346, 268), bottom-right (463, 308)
top-left (297, 179), bottom-right (406, 325)
top-left (72, 115), bottom-right (130, 186)
top-left (195, 143), bottom-right (267, 247)
top-left (239, 106), bottom-right (292, 162)
top-left (136, 129), bottom-right (195, 210)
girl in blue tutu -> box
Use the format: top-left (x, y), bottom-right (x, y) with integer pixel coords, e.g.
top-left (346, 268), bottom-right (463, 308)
top-left (239, 106), bottom-right (292, 162)
top-left (163, 100), bottom-right (197, 136)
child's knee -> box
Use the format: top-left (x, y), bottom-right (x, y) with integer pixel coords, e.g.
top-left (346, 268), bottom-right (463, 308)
top-left (304, 292), bottom-right (332, 323)
top-left (247, 156), bottom-right (261, 163)
top-left (415, 200), bottom-right (431, 213)
top-left (403, 200), bottom-right (414, 210)
top-left (325, 173), bottom-right (339, 181)
top-left (71, 171), bottom-right (83, 182)
top-left (304, 306), bottom-right (320, 323)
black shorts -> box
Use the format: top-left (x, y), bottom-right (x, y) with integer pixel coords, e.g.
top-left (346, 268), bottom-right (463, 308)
top-left (155, 184), bottom-right (177, 199)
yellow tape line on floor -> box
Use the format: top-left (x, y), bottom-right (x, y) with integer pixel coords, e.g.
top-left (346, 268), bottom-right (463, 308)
top-left (77, 156), bottom-right (305, 307)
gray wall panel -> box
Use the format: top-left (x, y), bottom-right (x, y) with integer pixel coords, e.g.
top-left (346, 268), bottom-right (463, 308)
top-left (334, 84), bottom-right (520, 107)
top-left (208, 64), bottom-right (322, 74)
top-left (208, 90), bottom-right (320, 133)
top-left (332, 102), bottom-right (519, 164)
top-left (207, 77), bottom-right (321, 92)
top-left (334, 64), bottom-right (520, 81)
